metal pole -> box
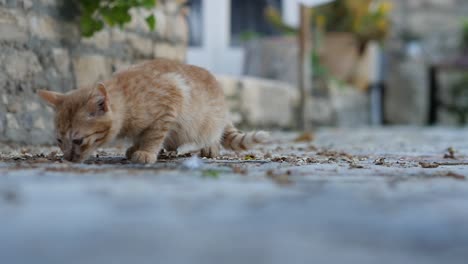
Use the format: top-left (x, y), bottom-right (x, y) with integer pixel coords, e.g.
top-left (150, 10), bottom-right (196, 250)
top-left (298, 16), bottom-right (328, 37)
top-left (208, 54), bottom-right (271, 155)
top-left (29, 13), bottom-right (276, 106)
top-left (298, 4), bottom-right (311, 130)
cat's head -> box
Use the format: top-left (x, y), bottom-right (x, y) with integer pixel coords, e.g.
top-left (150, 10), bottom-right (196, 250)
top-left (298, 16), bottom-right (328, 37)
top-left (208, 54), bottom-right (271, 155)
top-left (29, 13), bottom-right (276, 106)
top-left (38, 84), bottom-right (114, 162)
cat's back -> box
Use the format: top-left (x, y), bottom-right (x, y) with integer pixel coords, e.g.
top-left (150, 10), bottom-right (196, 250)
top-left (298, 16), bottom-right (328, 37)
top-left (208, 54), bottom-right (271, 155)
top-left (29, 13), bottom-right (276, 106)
top-left (114, 59), bottom-right (221, 96)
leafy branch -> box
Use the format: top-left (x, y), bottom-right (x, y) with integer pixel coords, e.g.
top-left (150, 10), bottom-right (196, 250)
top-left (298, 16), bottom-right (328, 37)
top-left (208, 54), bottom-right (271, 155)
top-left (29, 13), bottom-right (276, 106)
top-left (78, 0), bottom-right (158, 37)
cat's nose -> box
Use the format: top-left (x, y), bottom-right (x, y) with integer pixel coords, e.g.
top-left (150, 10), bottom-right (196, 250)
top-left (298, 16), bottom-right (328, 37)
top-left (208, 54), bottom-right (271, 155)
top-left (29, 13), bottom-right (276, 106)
top-left (63, 153), bottom-right (73, 161)
top-left (64, 151), bottom-right (80, 162)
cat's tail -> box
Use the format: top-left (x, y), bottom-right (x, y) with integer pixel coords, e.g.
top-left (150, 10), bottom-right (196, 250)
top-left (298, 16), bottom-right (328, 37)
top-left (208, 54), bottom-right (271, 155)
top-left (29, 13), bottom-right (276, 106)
top-left (221, 123), bottom-right (269, 151)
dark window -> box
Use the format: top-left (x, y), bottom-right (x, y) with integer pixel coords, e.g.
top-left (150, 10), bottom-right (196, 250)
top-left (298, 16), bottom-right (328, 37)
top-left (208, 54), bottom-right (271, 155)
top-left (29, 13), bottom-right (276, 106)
top-left (230, 0), bottom-right (282, 46)
top-left (187, 0), bottom-right (203, 47)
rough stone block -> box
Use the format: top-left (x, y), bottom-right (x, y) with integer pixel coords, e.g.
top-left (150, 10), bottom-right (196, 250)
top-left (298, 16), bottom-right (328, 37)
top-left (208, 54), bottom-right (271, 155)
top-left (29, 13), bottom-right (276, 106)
top-left (239, 77), bottom-right (297, 128)
top-left (5, 113), bottom-right (19, 130)
top-left (216, 75), bottom-right (240, 97)
top-left (385, 59), bottom-right (428, 125)
top-left (2, 50), bottom-right (42, 80)
top-left (165, 14), bottom-right (188, 44)
top-left (81, 30), bottom-right (110, 49)
top-left (217, 75), bottom-right (298, 128)
top-left (51, 48), bottom-right (71, 76)
top-left (154, 9), bottom-right (167, 38)
top-left (216, 75), bottom-right (243, 124)
top-left (306, 98), bottom-right (334, 126)
top-left (30, 128), bottom-right (53, 144)
top-left (126, 33), bottom-right (154, 57)
top-left (0, 111), bottom-right (4, 134)
top-left (6, 100), bottom-right (20, 113)
top-left (25, 102), bottom-right (40, 112)
top-left (173, 44), bottom-right (186, 62)
top-left (21, 0), bottom-right (33, 9)
top-left (33, 116), bottom-right (45, 130)
top-left (2, 94), bottom-right (8, 105)
top-left (0, 23), bottom-right (28, 42)
top-left (29, 14), bottom-right (60, 40)
top-left (329, 82), bottom-right (370, 127)
top-left (110, 28), bottom-right (127, 43)
top-left (0, 8), bottom-right (28, 42)
top-left (73, 55), bottom-right (111, 87)
top-left (154, 42), bottom-right (177, 59)
top-left (163, 0), bottom-right (180, 15)
top-left (19, 112), bottom-right (34, 130)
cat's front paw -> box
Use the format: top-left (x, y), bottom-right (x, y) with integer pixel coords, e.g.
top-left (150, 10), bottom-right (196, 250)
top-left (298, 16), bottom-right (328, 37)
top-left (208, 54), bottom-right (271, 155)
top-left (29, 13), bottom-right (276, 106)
top-left (131, 151), bottom-right (157, 164)
top-left (125, 146), bottom-right (138, 159)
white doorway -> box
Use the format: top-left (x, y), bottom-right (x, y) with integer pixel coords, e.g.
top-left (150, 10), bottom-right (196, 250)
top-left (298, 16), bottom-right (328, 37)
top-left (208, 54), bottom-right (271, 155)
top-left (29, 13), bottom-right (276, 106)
top-left (186, 0), bottom-right (243, 76)
top-left (186, 0), bottom-right (289, 76)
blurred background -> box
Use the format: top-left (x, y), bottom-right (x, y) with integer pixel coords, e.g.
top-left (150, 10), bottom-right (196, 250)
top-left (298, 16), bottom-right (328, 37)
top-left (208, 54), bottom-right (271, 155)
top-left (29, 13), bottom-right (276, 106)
top-left (1, 0), bottom-right (468, 144)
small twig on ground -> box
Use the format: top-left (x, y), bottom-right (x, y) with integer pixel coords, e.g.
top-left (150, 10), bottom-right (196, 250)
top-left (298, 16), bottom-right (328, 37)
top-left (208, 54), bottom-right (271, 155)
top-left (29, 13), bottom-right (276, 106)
top-left (432, 162), bottom-right (468, 166)
top-left (266, 170), bottom-right (293, 186)
top-left (443, 172), bottom-right (466, 180)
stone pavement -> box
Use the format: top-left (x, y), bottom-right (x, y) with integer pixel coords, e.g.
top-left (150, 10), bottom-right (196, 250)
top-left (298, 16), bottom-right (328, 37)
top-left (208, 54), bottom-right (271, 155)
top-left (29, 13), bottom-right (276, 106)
top-left (1, 127), bottom-right (468, 264)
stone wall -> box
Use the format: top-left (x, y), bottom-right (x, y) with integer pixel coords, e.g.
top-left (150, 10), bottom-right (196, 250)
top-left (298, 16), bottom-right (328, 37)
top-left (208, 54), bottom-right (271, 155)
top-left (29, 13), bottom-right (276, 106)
top-left (385, 0), bottom-right (468, 124)
top-left (217, 75), bottom-right (299, 129)
top-left (0, 0), bottom-right (188, 144)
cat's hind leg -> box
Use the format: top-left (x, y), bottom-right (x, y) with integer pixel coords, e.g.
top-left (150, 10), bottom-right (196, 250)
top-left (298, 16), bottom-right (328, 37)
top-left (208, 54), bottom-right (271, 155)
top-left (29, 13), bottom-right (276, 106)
top-left (200, 144), bottom-right (220, 159)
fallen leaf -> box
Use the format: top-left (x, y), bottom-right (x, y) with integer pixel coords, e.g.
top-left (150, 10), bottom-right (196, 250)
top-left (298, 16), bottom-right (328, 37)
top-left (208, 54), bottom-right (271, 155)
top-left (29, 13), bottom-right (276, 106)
top-left (294, 132), bottom-right (315, 142)
top-left (243, 154), bottom-right (256, 161)
top-left (419, 162), bottom-right (439, 169)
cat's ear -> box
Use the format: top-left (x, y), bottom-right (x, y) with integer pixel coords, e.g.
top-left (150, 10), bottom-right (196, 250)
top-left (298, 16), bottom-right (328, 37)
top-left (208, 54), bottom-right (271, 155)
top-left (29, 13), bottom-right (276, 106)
top-left (90, 83), bottom-right (109, 116)
top-left (38, 90), bottom-right (64, 108)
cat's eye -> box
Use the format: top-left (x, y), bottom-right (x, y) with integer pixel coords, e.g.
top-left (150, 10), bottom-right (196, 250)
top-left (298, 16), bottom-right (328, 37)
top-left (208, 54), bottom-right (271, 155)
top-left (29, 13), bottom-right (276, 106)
top-left (57, 138), bottom-right (62, 144)
top-left (89, 100), bottom-right (107, 118)
top-left (98, 100), bottom-right (106, 111)
top-left (72, 138), bottom-right (84, 145)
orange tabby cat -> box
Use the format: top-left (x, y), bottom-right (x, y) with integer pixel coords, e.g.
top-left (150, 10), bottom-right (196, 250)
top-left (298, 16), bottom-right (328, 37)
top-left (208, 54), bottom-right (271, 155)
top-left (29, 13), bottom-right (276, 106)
top-left (38, 59), bottom-right (268, 163)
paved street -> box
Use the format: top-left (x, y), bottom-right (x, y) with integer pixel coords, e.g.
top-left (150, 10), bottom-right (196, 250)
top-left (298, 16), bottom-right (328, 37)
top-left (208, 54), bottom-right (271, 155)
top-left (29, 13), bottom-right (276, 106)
top-left (1, 127), bottom-right (468, 264)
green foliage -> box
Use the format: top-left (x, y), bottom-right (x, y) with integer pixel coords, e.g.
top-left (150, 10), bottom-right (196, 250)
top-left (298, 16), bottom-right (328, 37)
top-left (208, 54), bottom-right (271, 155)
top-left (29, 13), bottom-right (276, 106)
top-left (78, 0), bottom-right (158, 37)
top-left (447, 74), bottom-right (468, 125)
top-left (202, 170), bottom-right (220, 179)
top-left (239, 31), bottom-right (263, 43)
top-left (310, 50), bottom-right (328, 78)
top-left (462, 19), bottom-right (468, 50)
top-left (265, 0), bottom-right (392, 45)
top-left (264, 6), bottom-right (297, 35)
top-left (145, 14), bottom-right (156, 31)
